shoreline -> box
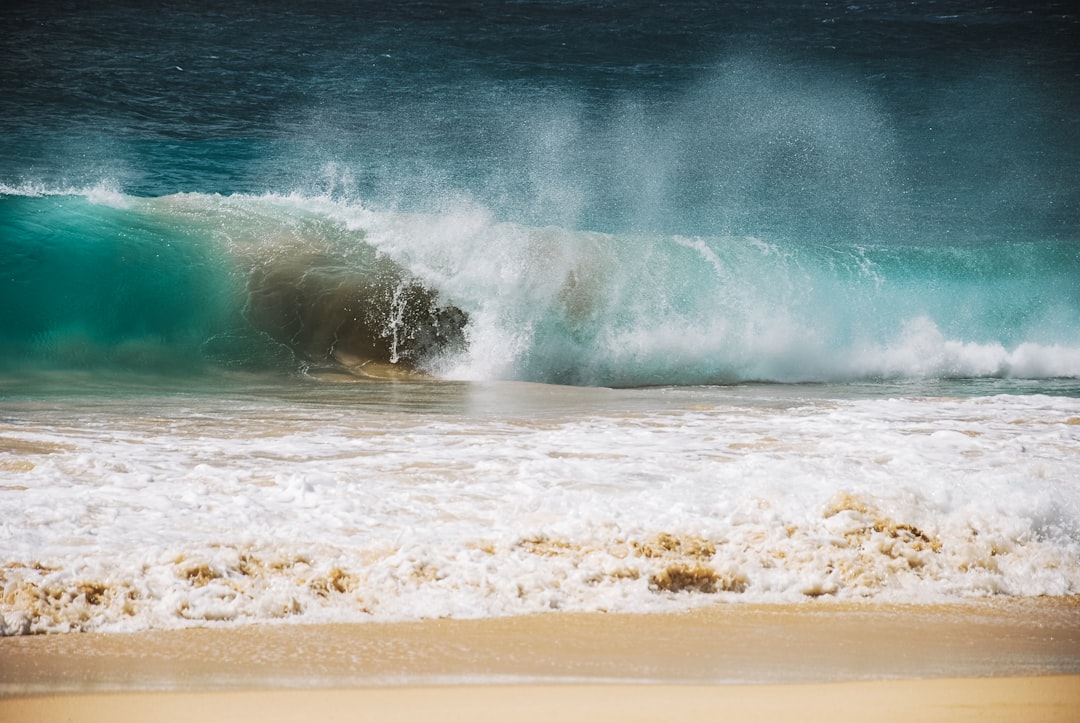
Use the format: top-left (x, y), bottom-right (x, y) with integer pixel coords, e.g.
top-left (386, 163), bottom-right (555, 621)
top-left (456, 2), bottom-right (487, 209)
top-left (3, 598), bottom-right (1079, 720)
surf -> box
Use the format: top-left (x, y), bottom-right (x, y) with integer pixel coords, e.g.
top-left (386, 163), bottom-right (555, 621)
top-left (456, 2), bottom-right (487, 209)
top-left (2, 186), bottom-right (1078, 387)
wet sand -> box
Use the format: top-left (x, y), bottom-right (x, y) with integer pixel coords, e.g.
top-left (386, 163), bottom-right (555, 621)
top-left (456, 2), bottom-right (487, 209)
top-left (2, 599), bottom-right (1079, 721)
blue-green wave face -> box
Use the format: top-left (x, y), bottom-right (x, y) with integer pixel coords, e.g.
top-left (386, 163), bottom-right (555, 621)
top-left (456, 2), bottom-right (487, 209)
top-left (0, 192), bottom-right (243, 369)
top-left (2, 189), bottom-right (1076, 385)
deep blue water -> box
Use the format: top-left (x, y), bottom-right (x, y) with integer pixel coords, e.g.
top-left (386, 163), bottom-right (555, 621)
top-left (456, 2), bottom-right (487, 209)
top-left (1, 1), bottom-right (1078, 385)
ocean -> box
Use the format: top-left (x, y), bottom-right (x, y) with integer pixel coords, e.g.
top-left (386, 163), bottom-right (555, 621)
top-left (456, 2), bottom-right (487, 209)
top-left (1, 0), bottom-right (1078, 634)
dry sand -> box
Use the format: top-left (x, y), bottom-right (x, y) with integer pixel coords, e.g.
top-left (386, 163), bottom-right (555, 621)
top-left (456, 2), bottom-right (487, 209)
top-left (2, 598), bottom-right (1079, 722)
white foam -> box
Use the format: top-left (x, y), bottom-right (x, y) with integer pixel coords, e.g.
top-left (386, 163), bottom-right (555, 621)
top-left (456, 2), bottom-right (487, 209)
top-left (851, 316), bottom-right (1080, 380)
top-left (83, 182), bottom-right (130, 208)
top-left (0, 180), bottom-right (128, 203)
top-left (2, 384), bottom-right (1077, 634)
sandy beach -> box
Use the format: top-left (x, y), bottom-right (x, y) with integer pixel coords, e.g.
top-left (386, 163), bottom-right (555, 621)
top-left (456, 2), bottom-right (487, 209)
top-left (3, 598), bottom-right (1078, 722)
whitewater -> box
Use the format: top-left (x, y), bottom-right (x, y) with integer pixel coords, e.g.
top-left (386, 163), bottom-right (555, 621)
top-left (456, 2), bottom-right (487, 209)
top-left (2, 373), bottom-right (1078, 635)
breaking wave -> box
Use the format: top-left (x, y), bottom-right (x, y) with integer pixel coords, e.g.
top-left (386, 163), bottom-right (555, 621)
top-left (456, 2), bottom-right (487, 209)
top-left (2, 187), bottom-right (1078, 386)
